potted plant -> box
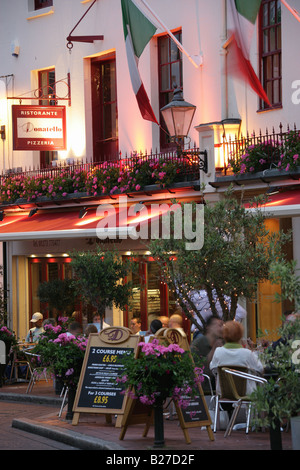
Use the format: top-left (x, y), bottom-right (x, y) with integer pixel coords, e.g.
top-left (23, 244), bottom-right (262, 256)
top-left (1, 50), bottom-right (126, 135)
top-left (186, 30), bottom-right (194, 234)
top-left (116, 338), bottom-right (204, 447)
top-left (37, 278), bottom-right (78, 319)
top-left (250, 315), bottom-right (300, 449)
top-left (0, 325), bottom-right (18, 386)
top-left (34, 317), bottom-right (88, 417)
top-left (71, 247), bottom-right (135, 328)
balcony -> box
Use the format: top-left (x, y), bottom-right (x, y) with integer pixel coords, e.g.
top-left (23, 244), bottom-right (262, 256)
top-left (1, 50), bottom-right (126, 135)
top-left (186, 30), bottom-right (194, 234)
top-left (0, 147), bottom-right (202, 207)
top-left (211, 124), bottom-right (300, 188)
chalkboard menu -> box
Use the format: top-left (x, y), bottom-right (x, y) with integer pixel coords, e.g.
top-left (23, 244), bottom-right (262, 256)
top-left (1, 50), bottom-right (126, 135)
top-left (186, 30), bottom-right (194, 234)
top-left (72, 327), bottom-right (140, 426)
top-left (179, 394), bottom-right (210, 423)
top-left (77, 345), bottom-right (133, 410)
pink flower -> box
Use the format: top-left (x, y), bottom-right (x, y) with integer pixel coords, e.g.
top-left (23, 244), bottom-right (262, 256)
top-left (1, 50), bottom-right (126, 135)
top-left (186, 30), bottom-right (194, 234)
top-left (135, 184), bottom-right (141, 191)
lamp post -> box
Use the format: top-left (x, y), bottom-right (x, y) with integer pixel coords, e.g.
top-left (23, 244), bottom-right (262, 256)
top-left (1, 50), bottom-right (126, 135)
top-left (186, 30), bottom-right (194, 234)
top-left (160, 88), bottom-right (208, 173)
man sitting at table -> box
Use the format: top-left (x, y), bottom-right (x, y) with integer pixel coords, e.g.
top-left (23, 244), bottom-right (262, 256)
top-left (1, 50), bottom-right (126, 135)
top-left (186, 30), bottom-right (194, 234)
top-left (25, 312), bottom-right (45, 343)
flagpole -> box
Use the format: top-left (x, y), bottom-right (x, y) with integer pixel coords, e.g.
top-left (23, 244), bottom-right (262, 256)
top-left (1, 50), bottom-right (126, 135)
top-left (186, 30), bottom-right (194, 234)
top-left (137, 0), bottom-right (203, 68)
top-left (281, 0), bottom-right (300, 23)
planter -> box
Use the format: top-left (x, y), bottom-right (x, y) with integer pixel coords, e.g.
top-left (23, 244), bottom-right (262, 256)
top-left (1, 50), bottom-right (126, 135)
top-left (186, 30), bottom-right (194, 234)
top-left (291, 416), bottom-right (300, 450)
top-left (153, 396), bottom-right (165, 448)
top-left (65, 386), bottom-right (77, 421)
top-left (54, 376), bottom-right (64, 395)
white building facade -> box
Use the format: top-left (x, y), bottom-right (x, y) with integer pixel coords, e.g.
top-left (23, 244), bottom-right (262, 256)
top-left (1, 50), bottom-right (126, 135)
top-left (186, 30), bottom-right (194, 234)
top-left (0, 0), bottom-right (300, 341)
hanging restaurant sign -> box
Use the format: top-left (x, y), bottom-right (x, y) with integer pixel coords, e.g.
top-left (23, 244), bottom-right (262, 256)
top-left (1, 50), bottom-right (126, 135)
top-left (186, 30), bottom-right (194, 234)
top-left (12, 105), bottom-right (67, 151)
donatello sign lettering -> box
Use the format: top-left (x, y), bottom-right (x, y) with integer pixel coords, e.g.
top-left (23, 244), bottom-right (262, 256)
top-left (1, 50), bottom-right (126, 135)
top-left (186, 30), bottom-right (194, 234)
top-left (12, 105), bottom-right (67, 151)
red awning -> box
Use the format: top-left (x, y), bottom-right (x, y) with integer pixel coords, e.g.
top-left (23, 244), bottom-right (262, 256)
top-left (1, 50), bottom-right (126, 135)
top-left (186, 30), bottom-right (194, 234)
top-left (246, 188), bottom-right (300, 217)
top-left (0, 202), bottom-right (174, 241)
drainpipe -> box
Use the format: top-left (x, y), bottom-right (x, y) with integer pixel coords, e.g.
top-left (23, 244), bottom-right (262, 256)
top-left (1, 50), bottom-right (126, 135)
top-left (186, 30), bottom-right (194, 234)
top-left (2, 242), bottom-right (7, 325)
top-left (221, 0), bottom-right (228, 120)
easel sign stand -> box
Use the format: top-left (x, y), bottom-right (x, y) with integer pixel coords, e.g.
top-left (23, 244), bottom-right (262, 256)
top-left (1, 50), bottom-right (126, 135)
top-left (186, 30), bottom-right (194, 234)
top-left (72, 327), bottom-right (140, 427)
top-left (119, 328), bottom-right (214, 444)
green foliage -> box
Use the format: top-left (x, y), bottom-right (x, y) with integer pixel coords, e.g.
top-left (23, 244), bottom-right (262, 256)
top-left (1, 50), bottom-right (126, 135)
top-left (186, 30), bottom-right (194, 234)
top-left (70, 247), bottom-right (134, 320)
top-left (269, 259), bottom-right (300, 308)
top-left (229, 141), bottom-right (280, 174)
top-left (148, 190), bottom-right (291, 330)
top-left (251, 317), bottom-right (300, 428)
top-left (229, 131), bottom-right (300, 175)
top-left (34, 318), bottom-right (87, 386)
top-left (37, 278), bottom-right (77, 315)
top-left (116, 338), bottom-right (204, 406)
top-left (0, 325), bottom-right (18, 347)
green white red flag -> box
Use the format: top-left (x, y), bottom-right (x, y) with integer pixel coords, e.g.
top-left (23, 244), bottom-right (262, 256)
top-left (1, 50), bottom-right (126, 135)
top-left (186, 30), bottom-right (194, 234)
top-left (228, 0), bottom-right (270, 105)
top-left (121, 0), bottom-right (158, 124)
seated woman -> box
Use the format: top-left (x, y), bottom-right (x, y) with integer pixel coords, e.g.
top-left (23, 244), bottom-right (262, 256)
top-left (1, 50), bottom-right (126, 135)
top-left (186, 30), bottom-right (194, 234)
top-left (210, 320), bottom-right (264, 396)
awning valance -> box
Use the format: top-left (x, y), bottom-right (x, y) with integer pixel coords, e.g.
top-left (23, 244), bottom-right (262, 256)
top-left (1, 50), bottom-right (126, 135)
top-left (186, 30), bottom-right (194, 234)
top-left (247, 188), bottom-right (300, 217)
top-left (0, 203), bottom-right (173, 241)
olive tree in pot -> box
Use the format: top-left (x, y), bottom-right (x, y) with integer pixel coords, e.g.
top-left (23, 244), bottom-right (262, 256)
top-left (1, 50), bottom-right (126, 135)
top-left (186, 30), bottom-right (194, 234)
top-left (70, 247), bottom-right (134, 328)
top-left (37, 278), bottom-right (78, 319)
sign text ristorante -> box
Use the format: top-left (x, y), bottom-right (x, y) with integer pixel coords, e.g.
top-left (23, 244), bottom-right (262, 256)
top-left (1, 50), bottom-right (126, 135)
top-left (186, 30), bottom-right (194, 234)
top-left (12, 105), bottom-right (67, 151)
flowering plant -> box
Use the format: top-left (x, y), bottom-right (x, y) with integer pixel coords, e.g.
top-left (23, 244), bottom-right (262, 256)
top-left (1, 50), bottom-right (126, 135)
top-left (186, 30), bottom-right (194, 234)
top-left (229, 131), bottom-right (300, 175)
top-left (0, 157), bottom-right (195, 204)
top-left (34, 317), bottom-right (87, 387)
top-left (229, 140), bottom-right (280, 175)
top-left (278, 130), bottom-right (300, 172)
top-left (116, 339), bottom-right (203, 407)
top-left (0, 325), bottom-right (18, 347)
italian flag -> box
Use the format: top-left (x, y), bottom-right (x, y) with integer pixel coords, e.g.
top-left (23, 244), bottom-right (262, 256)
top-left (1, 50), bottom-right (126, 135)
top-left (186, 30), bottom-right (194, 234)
top-left (121, 0), bottom-right (158, 124)
top-left (228, 0), bottom-right (270, 105)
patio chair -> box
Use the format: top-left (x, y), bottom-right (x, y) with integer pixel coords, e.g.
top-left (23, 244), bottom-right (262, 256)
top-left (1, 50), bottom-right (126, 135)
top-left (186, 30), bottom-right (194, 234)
top-left (221, 367), bottom-right (267, 437)
top-left (9, 350), bottom-right (30, 381)
top-left (23, 349), bottom-right (49, 393)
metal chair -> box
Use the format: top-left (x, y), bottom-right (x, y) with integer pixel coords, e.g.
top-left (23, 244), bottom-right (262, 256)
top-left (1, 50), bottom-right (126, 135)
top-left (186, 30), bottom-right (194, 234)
top-left (58, 385), bottom-right (69, 417)
top-left (9, 352), bottom-right (30, 381)
top-left (23, 350), bottom-right (49, 393)
top-left (222, 367), bottom-right (267, 437)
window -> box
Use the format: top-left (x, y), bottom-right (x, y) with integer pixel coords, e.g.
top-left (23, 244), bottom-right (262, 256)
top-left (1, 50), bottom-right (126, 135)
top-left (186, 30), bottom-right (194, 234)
top-left (35, 0), bottom-right (53, 10)
top-left (38, 68), bottom-right (58, 167)
top-left (158, 31), bottom-right (183, 149)
top-left (124, 258), bottom-right (179, 331)
top-left (259, 0), bottom-right (282, 109)
top-left (91, 55), bottom-right (118, 162)
top-left (29, 257), bottom-right (74, 318)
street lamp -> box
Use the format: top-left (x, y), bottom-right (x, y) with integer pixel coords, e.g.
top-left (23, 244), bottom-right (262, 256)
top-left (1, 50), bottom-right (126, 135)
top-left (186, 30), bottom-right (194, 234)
top-left (160, 88), bottom-right (207, 173)
top-left (160, 88), bottom-right (196, 140)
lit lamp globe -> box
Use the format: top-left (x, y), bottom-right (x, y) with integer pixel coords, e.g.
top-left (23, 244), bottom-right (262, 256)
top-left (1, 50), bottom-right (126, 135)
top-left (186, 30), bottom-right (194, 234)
top-left (160, 88), bottom-right (196, 141)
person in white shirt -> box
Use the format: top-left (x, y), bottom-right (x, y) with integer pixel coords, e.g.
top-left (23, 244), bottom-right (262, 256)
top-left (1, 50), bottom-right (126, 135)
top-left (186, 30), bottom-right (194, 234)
top-left (25, 312), bottom-right (45, 343)
top-left (210, 320), bottom-right (264, 396)
top-left (129, 316), bottom-right (142, 335)
top-left (93, 314), bottom-right (110, 331)
top-left (168, 313), bottom-right (186, 336)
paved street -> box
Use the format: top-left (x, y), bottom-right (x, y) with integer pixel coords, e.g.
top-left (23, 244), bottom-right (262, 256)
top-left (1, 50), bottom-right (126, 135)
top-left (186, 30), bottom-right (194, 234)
top-left (0, 380), bottom-right (293, 453)
top-left (0, 400), bottom-right (79, 450)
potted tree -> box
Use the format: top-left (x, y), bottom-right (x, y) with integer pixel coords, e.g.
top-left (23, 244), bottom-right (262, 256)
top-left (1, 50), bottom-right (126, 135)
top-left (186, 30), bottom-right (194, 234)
top-left (148, 190), bottom-right (292, 332)
top-left (37, 278), bottom-right (78, 319)
top-left (70, 247), bottom-right (134, 328)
